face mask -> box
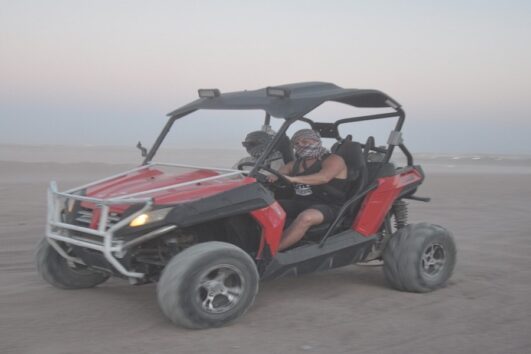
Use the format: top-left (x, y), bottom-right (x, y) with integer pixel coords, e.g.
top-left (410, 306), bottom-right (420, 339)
top-left (295, 141), bottom-right (326, 159)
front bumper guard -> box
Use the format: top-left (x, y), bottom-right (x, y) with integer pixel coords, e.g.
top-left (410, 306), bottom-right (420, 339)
top-left (46, 181), bottom-right (152, 279)
top-left (45, 163), bottom-right (246, 281)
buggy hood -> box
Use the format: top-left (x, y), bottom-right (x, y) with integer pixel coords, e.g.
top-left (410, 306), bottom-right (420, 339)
top-left (82, 167), bottom-right (253, 212)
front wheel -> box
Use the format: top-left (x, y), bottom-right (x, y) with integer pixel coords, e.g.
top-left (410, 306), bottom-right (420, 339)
top-left (383, 223), bottom-right (456, 293)
top-left (157, 241), bottom-right (259, 329)
top-left (35, 238), bottom-right (109, 289)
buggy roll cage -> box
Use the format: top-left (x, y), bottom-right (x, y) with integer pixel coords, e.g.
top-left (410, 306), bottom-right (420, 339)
top-left (142, 104), bottom-right (413, 173)
top-left (143, 82), bottom-right (413, 168)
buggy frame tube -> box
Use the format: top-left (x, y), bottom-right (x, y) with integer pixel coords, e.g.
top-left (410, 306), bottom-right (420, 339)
top-left (297, 110), bottom-right (405, 163)
top-left (143, 110), bottom-right (195, 165)
top-left (334, 111), bottom-right (401, 126)
top-left (382, 107), bottom-right (405, 163)
top-left (398, 143), bottom-right (414, 166)
top-left (152, 162), bottom-right (248, 174)
top-left (64, 164), bottom-right (152, 194)
top-left (46, 184), bottom-right (85, 264)
top-left (319, 182), bottom-right (379, 247)
top-left (47, 182), bottom-right (152, 278)
top-left (113, 170), bottom-right (244, 199)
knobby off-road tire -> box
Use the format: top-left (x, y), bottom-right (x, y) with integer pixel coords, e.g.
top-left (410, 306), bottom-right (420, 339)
top-left (157, 241), bottom-right (259, 329)
top-left (36, 238), bottom-right (109, 289)
top-left (383, 223), bottom-right (456, 293)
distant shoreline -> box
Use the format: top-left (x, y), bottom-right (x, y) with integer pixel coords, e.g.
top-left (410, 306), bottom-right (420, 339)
top-left (1, 143), bottom-right (531, 177)
top-left (2, 143), bottom-right (530, 158)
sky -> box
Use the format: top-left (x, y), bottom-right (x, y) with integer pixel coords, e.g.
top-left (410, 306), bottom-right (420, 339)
top-left (1, 0), bottom-right (531, 154)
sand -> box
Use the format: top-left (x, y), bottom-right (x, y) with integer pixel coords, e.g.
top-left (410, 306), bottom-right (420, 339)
top-left (1, 146), bottom-right (531, 354)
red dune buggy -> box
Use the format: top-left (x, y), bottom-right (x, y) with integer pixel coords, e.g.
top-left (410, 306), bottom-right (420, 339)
top-left (37, 82), bottom-right (456, 329)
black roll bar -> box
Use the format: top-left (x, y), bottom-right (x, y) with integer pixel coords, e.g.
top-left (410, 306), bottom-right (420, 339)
top-left (382, 107), bottom-right (405, 163)
top-left (143, 105), bottom-right (407, 171)
top-left (142, 110), bottom-right (195, 165)
top-left (399, 143), bottom-right (414, 166)
top-left (318, 181), bottom-right (379, 247)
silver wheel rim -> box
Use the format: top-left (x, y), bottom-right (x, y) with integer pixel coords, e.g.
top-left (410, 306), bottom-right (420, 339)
top-left (421, 243), bottom-right (446, 278)
top-left (196, 264), bottom-right (245, 314)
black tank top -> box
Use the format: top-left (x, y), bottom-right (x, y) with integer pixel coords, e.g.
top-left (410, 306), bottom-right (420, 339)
top-left (291, 154), bottom-right (351, 206)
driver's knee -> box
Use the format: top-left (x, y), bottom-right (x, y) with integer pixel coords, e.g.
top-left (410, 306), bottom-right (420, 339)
top-left (294, 209), bottom-right (324, 227)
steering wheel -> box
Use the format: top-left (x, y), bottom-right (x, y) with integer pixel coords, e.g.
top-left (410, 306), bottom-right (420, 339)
top-left (237, 162), bottom-right (292, 187)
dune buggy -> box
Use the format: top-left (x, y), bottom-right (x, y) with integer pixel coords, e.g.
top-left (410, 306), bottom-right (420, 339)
top-left (37, 82), bottom-right (456, 329)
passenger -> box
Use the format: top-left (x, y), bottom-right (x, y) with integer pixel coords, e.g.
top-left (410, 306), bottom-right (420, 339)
top-left (268, 129), bottom-right (349, 251)
top-left (233, 130), bottom-right (284, 171)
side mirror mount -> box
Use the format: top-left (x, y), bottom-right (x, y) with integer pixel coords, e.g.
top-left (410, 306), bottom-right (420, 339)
top-left (136, 141), bottom-right (147, 157)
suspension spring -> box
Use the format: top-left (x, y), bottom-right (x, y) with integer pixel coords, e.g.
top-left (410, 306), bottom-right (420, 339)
top-left (392, 199), bottom-right (408, 229)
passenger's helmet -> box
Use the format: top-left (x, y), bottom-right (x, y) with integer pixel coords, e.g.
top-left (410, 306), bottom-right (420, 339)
top-left (242, 131), bottom-right (273, 158)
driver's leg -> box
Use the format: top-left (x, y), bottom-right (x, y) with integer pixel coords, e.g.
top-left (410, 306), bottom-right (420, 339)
top-left (278, 208), bottom-right (324, 251)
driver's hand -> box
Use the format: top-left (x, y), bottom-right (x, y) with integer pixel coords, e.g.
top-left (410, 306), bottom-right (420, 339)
top-left (266, 174), bottom-right (279, 183)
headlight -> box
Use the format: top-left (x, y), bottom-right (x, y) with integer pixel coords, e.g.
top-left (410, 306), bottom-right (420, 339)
top-left (129, 207), bottom-right (172, 227)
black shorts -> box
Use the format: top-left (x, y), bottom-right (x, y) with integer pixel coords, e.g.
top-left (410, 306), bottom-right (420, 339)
top-left (278, 198), bottom-right (341, 224)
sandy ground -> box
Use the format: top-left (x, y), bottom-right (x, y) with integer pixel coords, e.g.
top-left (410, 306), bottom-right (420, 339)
top-left (1, 156), bottom-right (531, 354)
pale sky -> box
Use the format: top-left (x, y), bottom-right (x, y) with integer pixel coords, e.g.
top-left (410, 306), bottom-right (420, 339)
top-left (1, 0), bottom-right (531, 154)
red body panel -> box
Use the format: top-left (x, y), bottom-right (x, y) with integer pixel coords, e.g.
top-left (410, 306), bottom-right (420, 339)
top-left (353, 168), bottom-right (423, 236)
top-left (81, 167), bottom-right (255, 214)
top-left (250, 201), bottom-right (286, 257)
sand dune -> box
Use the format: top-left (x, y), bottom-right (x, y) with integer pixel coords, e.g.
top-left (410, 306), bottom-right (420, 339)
top-left (1, 146), bottom-right (531, 354)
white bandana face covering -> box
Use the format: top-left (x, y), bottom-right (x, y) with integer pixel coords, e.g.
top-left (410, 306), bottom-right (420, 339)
top-left (291, 129), bottom-right (328, 159)
top-left (294, 141), bottom-right (327, 159)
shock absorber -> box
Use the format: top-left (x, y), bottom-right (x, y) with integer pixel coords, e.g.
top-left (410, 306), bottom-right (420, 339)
top-left (392, 199), bottom-right (408, 229)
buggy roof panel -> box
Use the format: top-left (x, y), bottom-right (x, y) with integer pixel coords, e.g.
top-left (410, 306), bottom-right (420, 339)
top-left (168, 82), bottom-right (400, 119)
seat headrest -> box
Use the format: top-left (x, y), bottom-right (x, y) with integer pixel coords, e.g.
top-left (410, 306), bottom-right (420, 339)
top-left (335, 141), bottom-right (365, 181)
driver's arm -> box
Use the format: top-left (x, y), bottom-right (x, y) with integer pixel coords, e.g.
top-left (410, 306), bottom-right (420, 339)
top-left (278, 161), bottom-right (293, 175)
top-left (266, 161), bottom-right (293, 183)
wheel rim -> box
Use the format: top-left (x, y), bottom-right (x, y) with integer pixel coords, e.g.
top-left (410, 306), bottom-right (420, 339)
top-left (421, 243), bottom-right (446, 278)
top-left (196, 264), bottom-right (245, 314)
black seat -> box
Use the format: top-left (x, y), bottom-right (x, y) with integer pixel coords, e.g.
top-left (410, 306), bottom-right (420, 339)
top-left (334, 140), bottom-right (367, 193)
top-left (302, 140), bottom-right (368, 238)
top-left (367, 161), bottom-right (395, 181)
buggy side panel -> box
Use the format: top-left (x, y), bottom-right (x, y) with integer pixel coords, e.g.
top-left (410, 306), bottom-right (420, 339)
top-left (250, 202), bottom-right (286, 258)
top-left (353, 167), bottom-right (423, 236)
top-left (114, 182), bottom-right (276, 239)
top-left (165, 182), bottom-right (275, 227)
top-left (261, 229), bottom-right (376, 280)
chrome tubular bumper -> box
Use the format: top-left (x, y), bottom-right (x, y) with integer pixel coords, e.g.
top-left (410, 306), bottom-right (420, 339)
top-left (45, 163), bottom-right (246, 281)
top-left (46, 181), bottom-right (152, 279)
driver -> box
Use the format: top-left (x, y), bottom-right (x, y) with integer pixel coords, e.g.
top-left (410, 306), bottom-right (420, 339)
top-left (233, 130), bottom-right (284, 171)
top-left (268, 129), bottom-right (349, 251)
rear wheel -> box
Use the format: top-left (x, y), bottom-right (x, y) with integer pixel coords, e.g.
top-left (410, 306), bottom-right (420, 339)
top-left (383, 223), bottom-right (456, 293)
top-left (157, 241), bottom-right (259, 329)
top-left (36, 238), bottom-right (109, 289)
